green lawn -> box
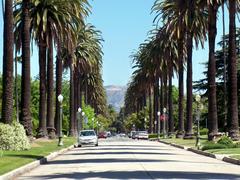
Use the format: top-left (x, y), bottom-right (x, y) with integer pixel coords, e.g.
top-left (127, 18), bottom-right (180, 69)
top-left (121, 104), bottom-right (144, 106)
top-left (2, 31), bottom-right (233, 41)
top-left (0, 137), bottom-right (76, 175)
top-left (160, 136), bottom-right (208, 148)
top-left (206, 148), bottom-right (240, 160)
top-left (160, 136), bottom-right (240, 160)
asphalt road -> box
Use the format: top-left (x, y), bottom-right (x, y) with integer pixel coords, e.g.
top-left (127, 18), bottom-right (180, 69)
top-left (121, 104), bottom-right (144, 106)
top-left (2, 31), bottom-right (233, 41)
top-left (18, 137), bottom-right (240, 180)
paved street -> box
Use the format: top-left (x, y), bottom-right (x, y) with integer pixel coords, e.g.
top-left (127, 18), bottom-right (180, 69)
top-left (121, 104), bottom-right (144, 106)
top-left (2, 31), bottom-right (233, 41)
top-left (18, 137), bottom-right (240, 180)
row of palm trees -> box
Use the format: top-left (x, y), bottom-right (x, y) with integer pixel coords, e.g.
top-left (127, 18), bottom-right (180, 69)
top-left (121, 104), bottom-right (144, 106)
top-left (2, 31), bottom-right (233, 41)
top-left (1, 0), bottom-right (107, 138)
top-left (124, 0), bottom-right (239, 140)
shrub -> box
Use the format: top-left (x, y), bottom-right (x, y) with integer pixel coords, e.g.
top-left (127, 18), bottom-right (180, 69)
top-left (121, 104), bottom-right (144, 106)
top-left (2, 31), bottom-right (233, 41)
top-left (0, 123), bottom-right (15, 150)
top-left (217, 136), bottom-right (234, 147)
top-left (148, 134), bottom-right (158, 139)
top-left (200, 128), bottom-right (208, 136)
top-left (234, 142), bottom-right (240, 148)
top-left (202, 142), bottom-right (227, 151)
top-left (12, 121), bottom-right (30, 150)
top-left (0, 122), bottom-right (30, 151)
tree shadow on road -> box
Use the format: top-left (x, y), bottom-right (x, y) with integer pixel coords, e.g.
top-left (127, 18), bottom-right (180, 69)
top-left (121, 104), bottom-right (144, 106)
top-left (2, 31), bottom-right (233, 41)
top-left (65, 151), bottom-right (175, 156)
top-left (45, 158), bottom-right (177, 165)
top-left (22, 170), bottom-right (240, 179)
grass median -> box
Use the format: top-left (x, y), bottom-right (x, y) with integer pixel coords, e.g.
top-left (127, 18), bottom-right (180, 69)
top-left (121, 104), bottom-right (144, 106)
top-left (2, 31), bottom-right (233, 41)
top-left (160, 136), bottom-right (208, 148)
top-left (160, 136), bottom-right (240, 160)
top-left (0, 137), bottom-right (76, 175)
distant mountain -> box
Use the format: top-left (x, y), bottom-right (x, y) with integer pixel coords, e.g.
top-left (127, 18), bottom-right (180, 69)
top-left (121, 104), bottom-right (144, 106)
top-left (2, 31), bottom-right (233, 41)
top-left (105, 85), bottom-right (127, 112)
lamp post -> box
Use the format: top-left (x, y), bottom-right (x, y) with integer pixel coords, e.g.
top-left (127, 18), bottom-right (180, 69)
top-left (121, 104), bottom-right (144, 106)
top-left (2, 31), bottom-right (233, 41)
top-left (157, 111), bottom-right (160, 140)
top-left (82, 111), bottom-right (85, 129)
top-left (77, 107), bottom-right (82, 137)
top-left (144, 117), bottom-right (147, 130)
top-left (57, 94), bottom-right (63, 146)
top-left (195, 94), bottom-right (201, 149)
top-left (163, 108), bottom-right (167, 138)
top-left (96, 121), bottom-right (99, 134)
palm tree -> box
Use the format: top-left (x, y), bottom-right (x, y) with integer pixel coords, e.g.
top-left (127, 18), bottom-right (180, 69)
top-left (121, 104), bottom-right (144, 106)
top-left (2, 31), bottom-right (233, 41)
top-left (227, 0), bottom-right (239, 140)
top-left (152, 0), bottom-right (186, 138)
top-left (207, 0), bottom-right (221, 140)
top-left (1, 0), bottom-right (14, 124)
top-left (20, 0), bottom-right (32, 136)
top-left (183, 0), bottom-right (207, 139)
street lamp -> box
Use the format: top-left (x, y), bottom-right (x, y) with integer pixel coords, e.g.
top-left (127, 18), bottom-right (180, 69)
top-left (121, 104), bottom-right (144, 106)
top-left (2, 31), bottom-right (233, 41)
top-left (163, 107), bottom-right (167, 138)
top-left (144, 117), bottom-right (147, 130)
top-left (57, 94), bottom-right (63, 146)
top-left (77, 107), bottom-right (82, 143)
top-left (81, 111), bottom-right (85, 129)
top-left (157, 111), bottom-right (160, 140)
top-left (195, 94), bottom-right (201, 149)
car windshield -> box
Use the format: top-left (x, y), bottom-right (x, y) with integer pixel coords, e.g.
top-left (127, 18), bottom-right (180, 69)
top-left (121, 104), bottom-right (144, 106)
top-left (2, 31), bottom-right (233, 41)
top-left (80, 131), bottom-right (95, 136)
top-left (139, 131), bottom-right (147, 134)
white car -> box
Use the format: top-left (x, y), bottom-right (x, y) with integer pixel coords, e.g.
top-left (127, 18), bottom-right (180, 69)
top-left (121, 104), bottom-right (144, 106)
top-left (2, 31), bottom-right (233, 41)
top-left (137, 131), bottom-right (148, 140)
top-left (78, 130), bottom-right (98, 147)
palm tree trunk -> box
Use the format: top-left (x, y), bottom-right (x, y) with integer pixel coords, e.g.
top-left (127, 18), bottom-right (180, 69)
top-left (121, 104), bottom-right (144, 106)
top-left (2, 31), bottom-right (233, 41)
top-left (69, 63), bottom-right (76, 136)
top-left (154, 77), bottom-right (159, 133)
top-left (55, 53), bottom-right (63, 137)
top-left (207, 3), bottom-right (218, 141)
top-left (20, 0), bottom-right (32, 136)
top-left (149, 86), bottom-right (153, 133)
top-left (160, 79), bottom-right (163, 133)
top-left (176, 40), bottom-right (184, 138)
top-left (74, 69), bottom-right (78, 134)
top-left (37, 37), bottom-right (47, 137)
top-left (47, 34), bottom-right (55, 138)
top-left (228, 0), bottom-right (239, 140)
top-left (184, 32), bottom-right (194, 139)
top-left (163, 75), bottom-right (168, 135)
top-left (2, 0), bottom-right (14, 124)
top-left (222, 2), bottom-right (227, 131)
top-left (168, 65), bottom-right (174, 135)
top-left (15, 49), bottom-right (19, 122)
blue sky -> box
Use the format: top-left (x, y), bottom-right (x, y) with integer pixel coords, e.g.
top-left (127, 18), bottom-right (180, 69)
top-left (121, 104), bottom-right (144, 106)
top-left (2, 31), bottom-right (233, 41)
top-left (0, 0), bottom-right (232, 87)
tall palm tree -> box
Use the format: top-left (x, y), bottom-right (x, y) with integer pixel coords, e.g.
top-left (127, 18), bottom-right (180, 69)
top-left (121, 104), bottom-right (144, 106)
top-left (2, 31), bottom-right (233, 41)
top-left (20, 0), bottom-right (32, 136)
top-left (1, 0), bottom-right (14, 124)
top-left (152, 0), bottom-right (186, 138)
top-left (207, 0), bottom-right (221, 140)
top-left (227, 0), bottom-right (239, 140)
top-left (183, 0), bottom-right (207, 139)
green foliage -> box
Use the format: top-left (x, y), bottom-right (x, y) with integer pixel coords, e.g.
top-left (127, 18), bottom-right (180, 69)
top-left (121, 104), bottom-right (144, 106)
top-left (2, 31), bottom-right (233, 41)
top-left (124, 113), bottom-right (140, 131)
top-left (202, 142), bottom-right (227, 151)
top-left (31, 79), bottom-right (40, 136)
top-left (82, 103), bottom-right (95, 130)
top-left (217, 136), bottom-right (234, 147)
top-left (148, 134), bottom-right (158, 139)
top-left (0, 122), bottom-right (30, 151)
top-left (200, 128), bottom-right (209, 135)
top-left (96, 114), bottom-right (111, 131)
top-left (202, 136), bottom-right (236, 151)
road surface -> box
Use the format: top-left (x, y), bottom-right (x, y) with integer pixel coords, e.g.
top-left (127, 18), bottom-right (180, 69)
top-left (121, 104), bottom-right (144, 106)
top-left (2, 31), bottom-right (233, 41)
top-left (18, 137), bottom-right (240, 180)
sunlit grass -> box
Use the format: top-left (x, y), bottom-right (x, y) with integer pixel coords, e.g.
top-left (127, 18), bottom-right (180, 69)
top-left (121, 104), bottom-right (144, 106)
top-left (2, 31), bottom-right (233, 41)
top-left (160, 135), bottom-right (208, 148)
top-left (0, 137), bottom-right (75, 175)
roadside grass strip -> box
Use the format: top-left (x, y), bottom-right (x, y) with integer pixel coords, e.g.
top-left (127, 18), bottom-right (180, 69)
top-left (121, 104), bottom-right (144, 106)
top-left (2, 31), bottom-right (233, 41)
top-left (0, 137), bottom-right (75, 175)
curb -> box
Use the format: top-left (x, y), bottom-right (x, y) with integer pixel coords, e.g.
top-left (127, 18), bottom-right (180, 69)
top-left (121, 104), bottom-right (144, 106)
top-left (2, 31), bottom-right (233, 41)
top-left (158, 140), bottom-right (240, 166)
top-left (0, 144), bottom-right (75, 180)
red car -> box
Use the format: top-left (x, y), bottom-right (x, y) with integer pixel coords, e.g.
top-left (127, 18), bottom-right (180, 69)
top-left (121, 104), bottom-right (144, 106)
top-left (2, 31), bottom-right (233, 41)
top-left (98, 132), bottom-right (107, 139)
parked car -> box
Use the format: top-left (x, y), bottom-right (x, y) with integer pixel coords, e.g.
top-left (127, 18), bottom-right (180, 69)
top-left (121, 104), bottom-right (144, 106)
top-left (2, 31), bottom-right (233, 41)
top-left (137, 131), bottom-right (148, 140)
top-left (129, 131), bottom-right (136, 138)
top-left (98, 132), bottom-right (107, 139)
top-left (78, 130), bottom-right (98, 147)
top-left (132, 131), bottom-right (138, 139)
